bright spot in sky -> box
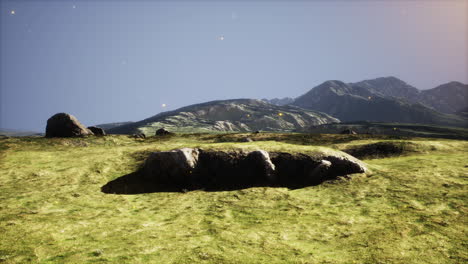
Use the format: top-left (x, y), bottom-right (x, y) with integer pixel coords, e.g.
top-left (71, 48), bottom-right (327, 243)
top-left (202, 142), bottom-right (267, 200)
top-left (368, 96), bottom-right (372, 100)
top-left (217, 36), bottom-right (225, 41)
top-left (231, 12), bottom-right (238, 20)
top-left (72, 5), bottom-right (76, 9)
top-left (162, 104), bottom-right (167, 108)
top-left (278, 113), bottom-right (283, 117)
top-left (10, 10), bottom-right (15, 15)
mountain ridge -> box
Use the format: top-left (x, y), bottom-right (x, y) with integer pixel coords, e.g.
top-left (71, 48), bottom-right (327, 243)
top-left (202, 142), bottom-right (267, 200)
top-left (291, 77), bottom-right (467, 127)
top-left (108, 99), bottom-right (339, 135)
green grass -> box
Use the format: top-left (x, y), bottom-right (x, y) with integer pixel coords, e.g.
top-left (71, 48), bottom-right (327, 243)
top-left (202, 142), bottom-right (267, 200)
top-left (0, 134), bottom-right (467, 263)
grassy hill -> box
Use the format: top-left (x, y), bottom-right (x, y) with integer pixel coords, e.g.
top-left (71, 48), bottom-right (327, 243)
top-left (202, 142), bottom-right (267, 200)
top-left (305, 121), bottom-right (468, 140)
top-left (0, 134), bottom-right (467, 263)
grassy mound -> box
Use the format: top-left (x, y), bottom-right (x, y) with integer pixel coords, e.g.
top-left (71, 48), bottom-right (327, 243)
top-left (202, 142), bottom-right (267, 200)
top-left (0, 134), bottom-right (467, 263)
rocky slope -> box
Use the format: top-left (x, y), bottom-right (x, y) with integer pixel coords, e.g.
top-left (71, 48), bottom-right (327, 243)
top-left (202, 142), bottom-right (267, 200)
top-left (108, 99), bottom-right (339, 135)
top-left (419, 81), bottom-right (468, 114)
top-left (292, 79), bottom-right (467, 127)
top-left (349, 77), bottom-right (468, 114)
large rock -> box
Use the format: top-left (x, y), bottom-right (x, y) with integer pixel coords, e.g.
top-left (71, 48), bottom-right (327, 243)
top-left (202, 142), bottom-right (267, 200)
top-left (45, 113), bottom-right (93, 138)
top-left (87, 126), bottom-right (106, 136)
top-left (142, 148), bottom-right (200, 186)
top-left (140, 148), bottom-right (367, 190)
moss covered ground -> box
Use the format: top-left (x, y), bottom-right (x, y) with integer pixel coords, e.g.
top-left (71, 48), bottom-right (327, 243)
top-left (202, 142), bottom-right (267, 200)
top-left (0, 133), bottom-right (466, 263)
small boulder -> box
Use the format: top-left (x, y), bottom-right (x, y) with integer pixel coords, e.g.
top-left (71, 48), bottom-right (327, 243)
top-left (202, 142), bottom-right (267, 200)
top-left (45, 113), bottom-right (93, 138)
top-left (240, 137), bottom-right (253, 142)
top-left (155, 128), bottom-right (172, 136)
top-left (340, 129), bottom-right (357, 135)
top-left (87, 126), bottom-right (106, 136)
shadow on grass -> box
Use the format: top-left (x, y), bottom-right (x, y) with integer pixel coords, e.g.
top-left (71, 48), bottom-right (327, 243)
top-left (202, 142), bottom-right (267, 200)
top-left (100, 171), bottom-right (327, 194)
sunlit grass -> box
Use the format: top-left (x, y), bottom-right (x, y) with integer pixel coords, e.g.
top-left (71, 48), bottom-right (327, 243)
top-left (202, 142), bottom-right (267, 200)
top-left (0, 134), bottom-right (466, 263)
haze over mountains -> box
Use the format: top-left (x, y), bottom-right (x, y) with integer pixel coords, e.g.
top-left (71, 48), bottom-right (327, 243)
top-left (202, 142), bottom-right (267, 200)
top-left (103, 77), bottom-right (467, 135)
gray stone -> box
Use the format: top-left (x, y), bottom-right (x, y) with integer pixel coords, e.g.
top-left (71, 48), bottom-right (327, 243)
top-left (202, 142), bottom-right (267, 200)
top-left (45, 113), bottom-right (93, 138)
top-left (87, 126), bottom-right (106, 136)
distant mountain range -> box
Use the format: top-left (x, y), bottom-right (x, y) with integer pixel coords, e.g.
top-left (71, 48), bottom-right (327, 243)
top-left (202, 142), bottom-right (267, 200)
top-left (94, 122), bottom-right (133, 130)
top-left (103, 77), bottom-right (467, 135)
top-left (293, 77), bottom-right (467, 127)
top-left (262, 97), bottom-right (294, 106)
top-left (107, 99), bottom-right (338, 135)
top-left (0, 128), bottom-right (43, 137)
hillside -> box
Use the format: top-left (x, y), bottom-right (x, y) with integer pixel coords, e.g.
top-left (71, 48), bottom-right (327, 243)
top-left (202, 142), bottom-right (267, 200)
top-left (292, 79), bottom-right (468, 127)
top-left (0, 134), bottom-right (466, 263)
top-left (108, 99), bottom-right (339, 135)
top-left (305, 121), bottom-right (468, 140)
top-left (94, 122), bottom-right (134, 130)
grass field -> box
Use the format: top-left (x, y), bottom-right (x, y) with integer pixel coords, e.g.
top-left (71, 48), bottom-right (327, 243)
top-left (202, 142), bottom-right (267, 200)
top-left (0, 133), bottom-right (467, 264)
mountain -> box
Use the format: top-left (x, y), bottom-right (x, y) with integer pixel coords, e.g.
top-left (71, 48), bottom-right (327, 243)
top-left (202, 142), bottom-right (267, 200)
top-left (94, 122), bottom-right (134, 130)
top-left (455, 106), bottom-right (468, 118)
top-left (262, 97), bottom-right (294, 106)
top-left (292, 79), bottom-right (467, 127)
top-left (419, 82), bottom-right (468, 114)
top-left (351, 76), bottom-right (421, 103)
top-left (350, 77), bottom-right (468, 114)
top-left (107, 99), bottom-right (339, 135)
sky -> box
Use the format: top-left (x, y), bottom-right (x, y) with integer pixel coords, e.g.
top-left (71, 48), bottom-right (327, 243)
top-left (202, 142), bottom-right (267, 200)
top-left (1, 0), bottom-right (467, 132)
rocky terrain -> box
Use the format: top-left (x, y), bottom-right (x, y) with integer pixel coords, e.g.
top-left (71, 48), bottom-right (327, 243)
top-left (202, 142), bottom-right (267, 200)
top-left (107, 99), bottom-right (339, 135)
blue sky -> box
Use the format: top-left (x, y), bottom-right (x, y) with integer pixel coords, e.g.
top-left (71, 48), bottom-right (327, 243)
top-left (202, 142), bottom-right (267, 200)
top-left (1, 0), bottom-right (467, 131)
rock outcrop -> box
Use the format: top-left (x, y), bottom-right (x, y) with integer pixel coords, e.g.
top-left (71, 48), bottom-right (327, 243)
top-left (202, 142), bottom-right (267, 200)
top-left (45, 113), bottom-right (93, 138)
top-left (139, 148), bottom-right (366, 190)
top-left (155, 128), bottom-right (172, 136)
top-left (87, 126), bottom-right (106, 136)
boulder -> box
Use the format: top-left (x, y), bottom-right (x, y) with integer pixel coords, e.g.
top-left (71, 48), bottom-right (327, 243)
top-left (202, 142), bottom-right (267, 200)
top-left (87, 126), bottom-right (106, 136)
top-left (340, 129), bottom-right (357, 135)
top-left (155, 128), bottom-right (172, 136)
top-left (45, 113), bottom-right (93, 138)
top-left (142, 148), bottom-right (200, 186)
top-left (240, 137), bottom-right (253, 142)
